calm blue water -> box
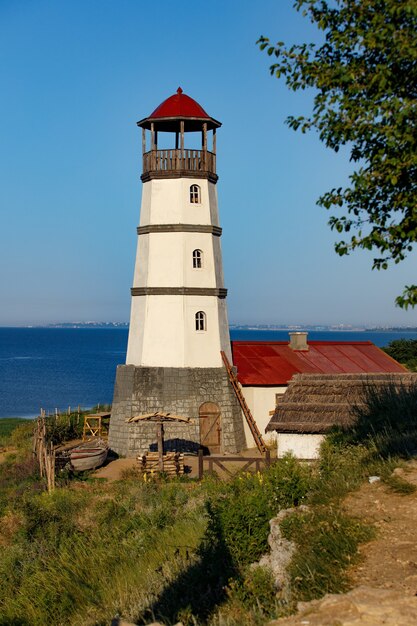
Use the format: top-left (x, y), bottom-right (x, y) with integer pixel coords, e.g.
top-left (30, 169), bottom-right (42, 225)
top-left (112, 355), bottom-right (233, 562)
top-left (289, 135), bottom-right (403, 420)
top-left (1, 327), bottom-right (417, 418)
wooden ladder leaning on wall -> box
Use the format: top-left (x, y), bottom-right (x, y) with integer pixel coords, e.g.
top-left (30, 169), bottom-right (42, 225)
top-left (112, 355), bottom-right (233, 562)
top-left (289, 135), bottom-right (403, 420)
top-left (220, 350), bottom-right (267, 454)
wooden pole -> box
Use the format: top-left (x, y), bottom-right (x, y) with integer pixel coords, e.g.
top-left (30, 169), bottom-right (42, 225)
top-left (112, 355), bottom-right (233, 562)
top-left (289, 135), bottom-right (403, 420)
top-left (202, 122), bottom-right (207, 169)
top-left (151, 122), bottom-right (156, 170)
top-left (151, 122), bottom-right (155, 149)
top-left (180, 120), bottom-right (184, 166)
top-left (142, 127), bottom-right (146, 154)
top-left (157, 422), bottom-right (164, 472)
top-left (265, 449), bottom-right (271, 468)
top-left (198, 448), bottom-right (204, 480)
top-left (212, 128), bottom-right (216, 172)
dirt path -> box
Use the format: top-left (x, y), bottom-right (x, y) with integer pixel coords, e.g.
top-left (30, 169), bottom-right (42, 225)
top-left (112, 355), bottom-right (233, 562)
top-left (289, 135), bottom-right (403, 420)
top-left (345, 461), bottom-right (417, 595)
top-left (270, 461), bottom-right (417, 625)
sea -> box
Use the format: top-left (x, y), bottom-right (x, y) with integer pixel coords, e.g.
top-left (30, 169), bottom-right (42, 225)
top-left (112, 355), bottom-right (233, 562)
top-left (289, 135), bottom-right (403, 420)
top-left (1, 327), bottom-right (417, 419)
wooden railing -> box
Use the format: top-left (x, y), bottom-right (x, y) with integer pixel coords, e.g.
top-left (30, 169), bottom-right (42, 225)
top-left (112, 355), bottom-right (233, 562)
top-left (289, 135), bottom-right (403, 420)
top-left (143, 149), bottom-right (216, 175)
top-left (197, 448), bottom-right (271, 479)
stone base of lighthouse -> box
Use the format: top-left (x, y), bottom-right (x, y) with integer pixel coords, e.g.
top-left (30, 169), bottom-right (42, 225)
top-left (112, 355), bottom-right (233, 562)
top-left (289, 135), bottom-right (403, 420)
top-left (108, 365), bottom-right (247, 457)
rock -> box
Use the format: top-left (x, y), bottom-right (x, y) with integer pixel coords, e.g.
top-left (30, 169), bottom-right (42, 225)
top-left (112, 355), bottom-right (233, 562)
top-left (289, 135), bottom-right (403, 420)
top-left (256, 505), bottom-right (309, 591)
top-left (267, 585), bottom-right (417, 625)
top-left (368, 476), bottom-right (381, 484)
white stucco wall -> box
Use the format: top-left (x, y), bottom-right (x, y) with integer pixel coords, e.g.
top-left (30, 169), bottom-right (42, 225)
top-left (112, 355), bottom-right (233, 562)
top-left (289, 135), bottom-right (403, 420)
top-left (126, 177), bottom-right (231, 367)
top-left (132, 232), bottom-right (221, 289)
top-left (276, 433), bottom-right (324, 460)
top-left (139, 179), bottom-right (217, 226)
top-left (240, 386), bottom-right (286, 448)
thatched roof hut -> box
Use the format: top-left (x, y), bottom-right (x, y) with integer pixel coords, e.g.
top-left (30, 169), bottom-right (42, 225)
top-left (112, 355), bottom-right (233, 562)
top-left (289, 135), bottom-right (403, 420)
top-left (266, 372), bottom-right (417, 434)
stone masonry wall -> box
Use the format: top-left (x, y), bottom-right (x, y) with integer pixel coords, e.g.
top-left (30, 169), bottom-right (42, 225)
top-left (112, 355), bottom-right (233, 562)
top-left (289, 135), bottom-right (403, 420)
top-left (109, 365), bottom-right (247, 457)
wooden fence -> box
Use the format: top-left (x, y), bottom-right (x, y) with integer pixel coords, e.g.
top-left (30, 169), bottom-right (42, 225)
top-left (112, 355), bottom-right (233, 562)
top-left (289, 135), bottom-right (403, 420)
top-left (197, 449), bottom-right (271, 480)
top-left (33, 417), bottom-right (55, 492)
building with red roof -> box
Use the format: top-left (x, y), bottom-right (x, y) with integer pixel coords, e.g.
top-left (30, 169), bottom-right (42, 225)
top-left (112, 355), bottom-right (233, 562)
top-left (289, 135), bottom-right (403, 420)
top-left (231, 332), bottom-right (407, 450)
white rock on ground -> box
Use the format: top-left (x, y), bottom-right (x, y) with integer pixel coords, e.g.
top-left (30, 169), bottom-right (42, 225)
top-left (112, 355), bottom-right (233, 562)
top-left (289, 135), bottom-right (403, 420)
top-left (268, 585), bottom-right (417, 625)
top-left (257, 505), bottom-right (310, 590)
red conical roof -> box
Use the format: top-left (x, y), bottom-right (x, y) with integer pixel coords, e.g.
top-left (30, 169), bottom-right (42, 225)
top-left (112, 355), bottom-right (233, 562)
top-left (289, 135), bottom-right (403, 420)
top-left (137, 88), bottom-right (221, 131)
top-left (149, 87), bottom-right (210, 120)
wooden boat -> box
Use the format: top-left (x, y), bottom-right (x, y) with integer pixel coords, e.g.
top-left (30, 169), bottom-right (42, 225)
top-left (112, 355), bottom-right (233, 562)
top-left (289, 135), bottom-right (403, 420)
top-left (70, 439), bottom-right (108, 471)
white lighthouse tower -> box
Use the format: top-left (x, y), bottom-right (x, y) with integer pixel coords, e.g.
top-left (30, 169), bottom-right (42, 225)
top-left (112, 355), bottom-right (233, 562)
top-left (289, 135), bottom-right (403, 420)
top-left (126, 87), bottom-right (232, 368)
top-left (109, 88), bottom-right (245, 457)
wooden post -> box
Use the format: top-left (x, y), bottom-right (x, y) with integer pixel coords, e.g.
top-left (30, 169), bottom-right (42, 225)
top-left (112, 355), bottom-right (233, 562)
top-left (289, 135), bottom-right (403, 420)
top-left (142, 127), bottom-right (146, 154)
top-left (151, 122), bottom-right (155, 149)
top-left (157, 422), bottom-right (164, 472)
top-left (202, 122), bottom-right (207, 169)
top-left (151, 122), bottom-right (156, 170)
top-left (265, 449), bottom-right (271, 468)
top-left (198, 448), bottom-right (204, 480)
top-left (212, 127), bottom-right (216, 172)
top-left (180, 120), bottom-right (184, 167)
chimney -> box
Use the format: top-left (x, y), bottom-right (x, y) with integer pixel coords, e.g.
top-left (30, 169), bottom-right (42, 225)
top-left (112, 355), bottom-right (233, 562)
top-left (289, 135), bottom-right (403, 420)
top-left (289, 331), bottom-right (309, 351)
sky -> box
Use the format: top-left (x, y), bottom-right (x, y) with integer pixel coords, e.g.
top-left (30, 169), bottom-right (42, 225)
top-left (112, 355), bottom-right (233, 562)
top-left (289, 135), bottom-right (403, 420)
top-left (0, 0), bottom-right (416, 327)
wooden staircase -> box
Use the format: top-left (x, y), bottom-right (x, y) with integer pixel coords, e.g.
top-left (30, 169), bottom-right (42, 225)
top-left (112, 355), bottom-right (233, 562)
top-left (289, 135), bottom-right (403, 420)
top-left (221, 351), bottom-right (267, 453)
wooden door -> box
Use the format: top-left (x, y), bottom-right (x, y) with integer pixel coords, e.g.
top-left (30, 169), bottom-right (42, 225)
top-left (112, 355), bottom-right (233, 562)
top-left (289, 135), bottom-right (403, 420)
top-left (199, 402), bottom-right (221, 454)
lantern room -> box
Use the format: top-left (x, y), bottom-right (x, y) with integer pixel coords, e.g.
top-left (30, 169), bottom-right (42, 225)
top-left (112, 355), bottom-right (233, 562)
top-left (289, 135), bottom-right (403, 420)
top-left (137, 87), bottom-right (221, 182)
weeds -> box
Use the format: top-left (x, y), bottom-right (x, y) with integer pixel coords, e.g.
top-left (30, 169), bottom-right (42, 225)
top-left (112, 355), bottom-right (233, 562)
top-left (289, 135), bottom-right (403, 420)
top-left (280, 506), bottom-right (374, 601)
top-left (347, 380), bottom-right (417, 458)
top-left (382, 474), bottom-right (417, 494)
top-left (0, 418), bottom-right (30, 448)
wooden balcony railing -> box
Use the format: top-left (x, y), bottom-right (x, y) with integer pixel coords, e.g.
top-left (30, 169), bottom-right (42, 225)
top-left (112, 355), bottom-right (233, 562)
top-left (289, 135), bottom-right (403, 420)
top-left (142, 149), bottom-right (216, 176)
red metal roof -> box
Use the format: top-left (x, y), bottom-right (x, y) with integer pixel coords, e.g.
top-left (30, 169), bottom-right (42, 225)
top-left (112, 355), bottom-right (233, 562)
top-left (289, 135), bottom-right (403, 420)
top-left (149, 87), bottom-right (210, 120)
top-left (232, 341), bottom-right (407, 386)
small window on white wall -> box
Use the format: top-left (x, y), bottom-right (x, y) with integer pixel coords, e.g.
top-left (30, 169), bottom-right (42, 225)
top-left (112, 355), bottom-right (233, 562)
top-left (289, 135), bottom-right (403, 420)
top-left (195, 311), bottom-right (206, 331)
top-left (190, 184), bottom-right (201, 204)
top-left (192, 249), bottom-right (203, 268)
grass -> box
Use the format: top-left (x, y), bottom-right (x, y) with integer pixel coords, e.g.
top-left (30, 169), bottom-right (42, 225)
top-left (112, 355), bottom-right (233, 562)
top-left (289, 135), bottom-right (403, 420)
top-left (0, 476), bottom-right (207, 625)
top-left (1, 381), bottom-right (417, 624)
top-left (280, 506), bottom-right (374, 602)
top-left (0, 418), bottom-right (31, 448)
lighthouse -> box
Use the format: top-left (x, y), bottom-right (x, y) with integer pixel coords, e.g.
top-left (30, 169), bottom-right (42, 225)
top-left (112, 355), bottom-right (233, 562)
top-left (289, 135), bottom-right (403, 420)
top-left (109, 88), bottom-right (246, 457)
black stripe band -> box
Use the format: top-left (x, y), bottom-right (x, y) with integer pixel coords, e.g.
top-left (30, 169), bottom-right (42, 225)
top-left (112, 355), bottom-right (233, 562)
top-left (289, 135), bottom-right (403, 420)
top-left (131, 287), bottom-right (227, 298)
top-left (137, 224), bottom-right (222, 236)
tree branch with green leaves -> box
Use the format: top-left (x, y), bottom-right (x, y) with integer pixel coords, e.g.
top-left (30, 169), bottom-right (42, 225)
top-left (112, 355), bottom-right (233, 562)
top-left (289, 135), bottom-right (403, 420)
top-left (258, 0), bottom-right (417, 308)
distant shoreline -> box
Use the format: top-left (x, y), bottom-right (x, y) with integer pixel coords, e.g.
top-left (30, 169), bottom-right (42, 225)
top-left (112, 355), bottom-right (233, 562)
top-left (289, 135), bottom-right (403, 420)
top-left (2, 324), bottom-right (417, 332)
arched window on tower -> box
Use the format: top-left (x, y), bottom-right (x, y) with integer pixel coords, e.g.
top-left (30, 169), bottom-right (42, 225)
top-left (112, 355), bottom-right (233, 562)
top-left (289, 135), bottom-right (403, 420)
top-left (192, 249), bottom-right (203, 269)
top-left (195, 311), bottom-right (206, 331)
top-left (190, 184), bottom-right (201, 204)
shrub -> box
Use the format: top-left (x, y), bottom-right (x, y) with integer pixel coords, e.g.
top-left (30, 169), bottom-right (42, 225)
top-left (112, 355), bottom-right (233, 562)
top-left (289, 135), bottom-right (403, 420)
top-left (382, 339), bottom-right (417, 371)
top-left (208, 456), bottom-right (311, 566)
top-left (45, 413), bottom-right (83, 446)
top-left (310, 439), bottom-right (371, 504)
top-left (227, 565), bottom-right (277, 617)
top-left (280, 506), bottom-right (374, 601)
top-left (342, 381), bottom-right (417, 458)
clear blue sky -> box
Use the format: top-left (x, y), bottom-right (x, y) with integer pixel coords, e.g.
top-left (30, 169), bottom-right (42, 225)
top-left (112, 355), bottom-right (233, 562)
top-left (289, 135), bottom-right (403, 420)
top-left (1, 0), bottom-right (416, 327)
